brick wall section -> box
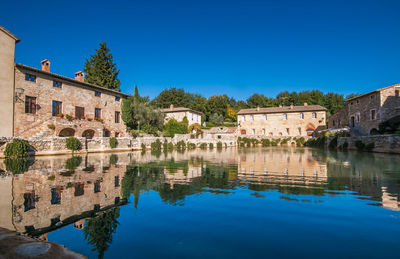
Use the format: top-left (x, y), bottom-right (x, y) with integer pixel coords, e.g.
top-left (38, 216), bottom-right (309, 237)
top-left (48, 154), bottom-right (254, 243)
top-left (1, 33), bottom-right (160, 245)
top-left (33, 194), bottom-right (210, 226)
top-left (13, 66), bottom-right (128, 139)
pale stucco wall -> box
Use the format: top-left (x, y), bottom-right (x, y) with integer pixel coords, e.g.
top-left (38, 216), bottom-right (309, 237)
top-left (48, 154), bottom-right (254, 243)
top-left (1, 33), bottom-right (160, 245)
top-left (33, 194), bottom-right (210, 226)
top-left (0, 29), bottom-right (17, 137)
top-left (164, 111), bottom-right (201, 126)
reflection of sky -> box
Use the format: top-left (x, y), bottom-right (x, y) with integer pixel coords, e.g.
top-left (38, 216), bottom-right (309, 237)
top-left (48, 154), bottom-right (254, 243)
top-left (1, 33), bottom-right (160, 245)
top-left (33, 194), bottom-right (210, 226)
top-left (1, 149), bottom-right (400, 258)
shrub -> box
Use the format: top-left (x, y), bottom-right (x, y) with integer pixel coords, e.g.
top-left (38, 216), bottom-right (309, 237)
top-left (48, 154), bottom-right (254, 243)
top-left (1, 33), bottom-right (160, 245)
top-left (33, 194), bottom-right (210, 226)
top-left (109, 154), bottom-right (118, 165)
top-left (187, 143), bottom-right (196, 149)
top-left (66, 137), bottom-right (81, 152)
top-left (176, 140), bottom-right (186, 151)
top-left (209, 143), bottom-right (214, 149)
top-left (141, 143), bottom-right (146, 150)
top-left (163, 118), bottom-right (188, 137)
top-left (65, 156), bottom-right (82, 172)
top-left (200, 143), bottom-right (207, 149)
top-left (224, 143), bottom-right (228, 148)
top-left (366, 142), bottom-right (375, 151)
top-left (261, 139), bottom-right (271, 147)
top-left (66, 114), bottom-right (74, 121)
top-left (370, 128), bottom-right (380, 135)
top-left (151, 139), bottom-right (162, 151)
top-left (109, 137), bottom-right (118, 149)
top-left (48, 175), bottom-right (55, 181)
top-left (342, 141), bottom-right (349, 150)
top-left (163, 140), bottom-right (168, 151)
top-left (217, 141), bottom-right (223, 149)
top-left (281, 137), bottom-right (291, 145)
top-left (4, 139), bottom-right (30, 158)
top-left (4, 158), bottom-right (32, 174)
top-left (167, 142), bottom-right (174, 151)
top-left (355, 140), bottom-right (365, 151)
top-left (47, 124), bottom-right (56, 130)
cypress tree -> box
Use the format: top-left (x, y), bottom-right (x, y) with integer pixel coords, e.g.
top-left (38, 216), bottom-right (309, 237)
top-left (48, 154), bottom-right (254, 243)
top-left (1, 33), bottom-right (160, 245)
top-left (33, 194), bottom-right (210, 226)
top-left (84, 42), bottom-right (121, 91)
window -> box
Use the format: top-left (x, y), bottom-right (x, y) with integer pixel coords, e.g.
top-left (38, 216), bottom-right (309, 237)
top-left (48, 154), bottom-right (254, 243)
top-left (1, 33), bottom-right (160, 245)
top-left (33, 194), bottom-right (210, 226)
top-left (115, 132), bottom-right (120, 137)
top-left (94, 181), bottom-right (101, 193)
top-left (115, 176), bottom-right (120, 187)
top-left (53, 80), bottom-right (62, 88)
top-left (370, 95), bottom-right (375, 99)
top-left (24, 192), bottom-right (36, 212)
top-left (356, 114), bottom-right (360, 123)
top-left (95, 91), bottom-right (101, 97)
top-left (333, 120), bottom-right (336, 127)
top-left (286, 128), bottom-right (290, 135)
top-left (300, 113), bottom-right (304, 119)
top-left (115, 96), bottom-right (120, 101)
top-left (25, 73), bottom-right (36, 82)
top-left (25, 96), bottom-right (36, 114)
top-left (252, 129), bottom-right (255, 135)
top-left (262, 129), bottom-right (265, 135)
top-left (283, 113), bottom-right (287, 120)
top-left (356, 100), bottom-right (360, 104)
top-left (115, 111), bottom-right (120, 123)
top-left (312, 112), bottom-right (317, 119)
top-left (52, 101), bottom-right (62, 116)
top-left (51, 187), bottom-right (61, 205)
top-left (95, 108), bottom-right (101, 119)
top-left (298, 127), bottom-right (301, 135)
top-left (241, 116), bottom-right (245, 122)
top-left (350, 102), bottom-right (354, 105)
top-left (75, 106), bottom-right (85, 119)
top-left (396, 90), bottom-right (399, 97)
top-left (250, 115), bottom-right (254, 121)
top-left (263, 114), bottom-right (267, 120)
top-left (338, 119), bottom-right (341, 126)
top-left (370, 109), bottom-right (376, 120)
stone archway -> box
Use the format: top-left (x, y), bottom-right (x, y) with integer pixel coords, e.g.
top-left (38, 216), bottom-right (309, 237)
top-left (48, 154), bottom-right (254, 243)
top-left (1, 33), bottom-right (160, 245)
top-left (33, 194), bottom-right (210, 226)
top-left (59, 128), bottom-right (75, 137)
top-left (82, 129), bottom-right (95, 139)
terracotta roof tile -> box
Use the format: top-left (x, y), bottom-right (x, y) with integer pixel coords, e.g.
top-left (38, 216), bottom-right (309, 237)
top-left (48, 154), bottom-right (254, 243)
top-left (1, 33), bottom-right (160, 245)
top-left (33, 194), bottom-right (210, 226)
top-left (237, 105), bottom-right (326, 115)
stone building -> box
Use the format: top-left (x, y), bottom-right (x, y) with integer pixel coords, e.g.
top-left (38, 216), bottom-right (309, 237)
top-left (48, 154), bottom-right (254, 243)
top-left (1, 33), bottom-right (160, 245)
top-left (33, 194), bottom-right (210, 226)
top-left (328, 84), bottom-right (400, 135)
top-left (237, 104), bottom-right (327, 137)
top-left (161, 104), bottom-right (202, 126)
top-left (0, 26), bottom-right (130, 139)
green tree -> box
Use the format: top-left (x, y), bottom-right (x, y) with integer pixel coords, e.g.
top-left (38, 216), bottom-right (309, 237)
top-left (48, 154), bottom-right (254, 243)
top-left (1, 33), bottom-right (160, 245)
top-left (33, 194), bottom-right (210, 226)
top-left (83, 207), bottom-right (120, 259)
top-left (210, 113), bottom-right (224, 125)
top-left (205, 95), bottom-right (229, 120)
top-left (84, 42), bottom-right (120, 91)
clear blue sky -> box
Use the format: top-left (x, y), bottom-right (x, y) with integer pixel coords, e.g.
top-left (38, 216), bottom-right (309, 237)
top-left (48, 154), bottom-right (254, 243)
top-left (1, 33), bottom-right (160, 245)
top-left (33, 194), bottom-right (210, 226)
top-left (1, 0), bottom-right (399, 100)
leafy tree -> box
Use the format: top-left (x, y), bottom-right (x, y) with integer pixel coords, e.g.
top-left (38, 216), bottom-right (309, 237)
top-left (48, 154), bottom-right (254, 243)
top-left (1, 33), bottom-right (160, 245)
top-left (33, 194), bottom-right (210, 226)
top-left (84, 208), bottom-right (120, 259)
top-left (84, 42), bottom-right (121, 91)
top-left (205, 95), bottom-right (229, 120)
top-left (210, 113), bottom-right (224, 125)
top-left (226, 106), bottom-right (237, 122)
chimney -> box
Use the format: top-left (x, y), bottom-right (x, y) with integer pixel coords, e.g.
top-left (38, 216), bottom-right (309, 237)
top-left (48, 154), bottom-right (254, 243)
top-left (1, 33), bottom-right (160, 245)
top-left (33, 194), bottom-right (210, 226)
top-left (304, 102), bottom-right (308, 106)
top-left (256, 106), bottom-right (260, 111)
top-left (290, 104), bottom-right (294, 109)
top-left (74, 71), bottom-right (85, 82)
top-left (41, 59), bottom-right (51, 72)
top-left (170, 104), bottom-right (174, 110)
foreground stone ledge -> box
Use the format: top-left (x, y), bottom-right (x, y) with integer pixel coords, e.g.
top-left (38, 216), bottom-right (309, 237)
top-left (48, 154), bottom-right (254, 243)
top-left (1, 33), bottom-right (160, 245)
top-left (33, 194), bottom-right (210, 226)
top-left (0, 227), bottom-right (85, 259)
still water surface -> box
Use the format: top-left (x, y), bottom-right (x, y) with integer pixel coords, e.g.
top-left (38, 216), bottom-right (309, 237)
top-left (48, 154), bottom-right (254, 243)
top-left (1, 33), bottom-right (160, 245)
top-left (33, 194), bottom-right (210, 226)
top-left (0, 147), bottom-right (399, 258)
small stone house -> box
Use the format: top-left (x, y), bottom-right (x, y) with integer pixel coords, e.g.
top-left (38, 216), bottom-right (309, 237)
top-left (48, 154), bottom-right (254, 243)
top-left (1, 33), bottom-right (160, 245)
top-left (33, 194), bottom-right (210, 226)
top-left (0, 26), bottom-right (130, 139)
top-left (328, 84), bottom-right (400, 135)
top-left (203, 126), bottom-right (237, 140)
top-left (161, 104), bottom-right (202, 126)
top-left (237, 103), bottom-right (327, 137)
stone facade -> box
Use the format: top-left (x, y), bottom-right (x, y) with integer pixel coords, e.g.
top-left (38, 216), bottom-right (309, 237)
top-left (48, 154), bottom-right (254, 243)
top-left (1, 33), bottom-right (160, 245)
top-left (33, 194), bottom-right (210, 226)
top-left (237, 104), bottom-right (326, 137)
top-left (0, 26), bottom-right (19, 137)
top-left (161, 104), bottom-right (202, 126)
top-left (328, 84), bottom-right (400, 135)
top-left (0, 26), bottom-right (130, 139)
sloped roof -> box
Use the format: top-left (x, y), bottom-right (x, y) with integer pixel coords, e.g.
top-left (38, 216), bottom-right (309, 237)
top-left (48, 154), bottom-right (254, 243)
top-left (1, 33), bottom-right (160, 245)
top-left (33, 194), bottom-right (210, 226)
top-left (16, 63), bottom-right (131, 98)
top-left (237, 105), bottom-right (326, 115)
top-left (161, 107), bottom-right (203, 115)
top-left (205, 127), bottom-right (237, 134)
top-left (0, 26), bottom-right (20, 42)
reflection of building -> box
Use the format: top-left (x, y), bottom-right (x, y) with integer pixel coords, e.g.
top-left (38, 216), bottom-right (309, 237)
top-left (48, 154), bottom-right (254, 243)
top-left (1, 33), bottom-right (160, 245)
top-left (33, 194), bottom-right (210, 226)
top-left (203, 127), bottom-right (237, 140)
top-left (0, 25), bottom-right (129, 139)
top-left (164, 165), bottom-right (202, 187)
top-left (161, 104), bottom-right (202, 126)
top-left (237, 104), bottom-right (326, 137)
top-left (237, 148), bottom-right (328, 186)
top-left (0, 153), bottom-right (128, 235)
top-left (329, 84), bottom-right (400, 135)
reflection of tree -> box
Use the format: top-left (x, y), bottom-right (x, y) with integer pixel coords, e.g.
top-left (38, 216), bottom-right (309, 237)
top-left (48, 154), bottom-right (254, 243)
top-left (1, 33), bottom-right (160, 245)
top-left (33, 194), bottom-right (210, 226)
top-left (65, 156), bottom-right (82, 172)
top-left (4, 157), bottom-right (34, 174)
top-left (121, 161), bottom-right (237, 207)
top-left (83, 208), bottom-right (120, 259)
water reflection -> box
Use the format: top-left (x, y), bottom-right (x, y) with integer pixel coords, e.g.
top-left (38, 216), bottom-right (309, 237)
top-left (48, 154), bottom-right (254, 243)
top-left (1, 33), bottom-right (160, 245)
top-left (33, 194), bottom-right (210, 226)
top-left (0, 148), bottom-right (399, 258)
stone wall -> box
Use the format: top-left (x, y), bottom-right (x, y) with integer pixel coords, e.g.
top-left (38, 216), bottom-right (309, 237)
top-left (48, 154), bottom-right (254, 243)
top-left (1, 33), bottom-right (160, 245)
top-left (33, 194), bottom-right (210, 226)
top-left (335, 135), bottom-right (400, 154)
